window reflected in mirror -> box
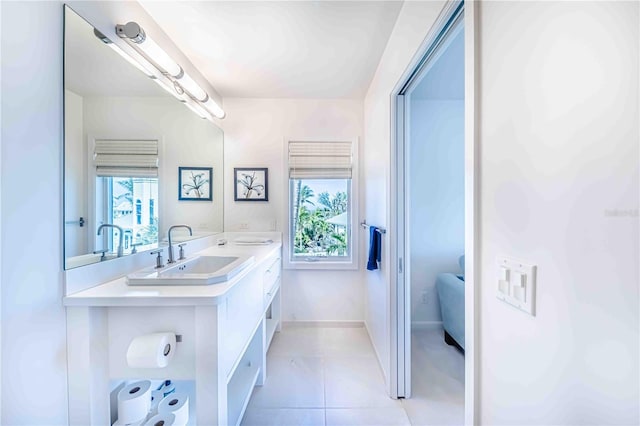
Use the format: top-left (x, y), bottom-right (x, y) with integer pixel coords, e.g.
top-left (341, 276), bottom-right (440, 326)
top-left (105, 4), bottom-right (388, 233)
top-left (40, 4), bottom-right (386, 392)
top-left (97, 176), bottom-right (159, 253)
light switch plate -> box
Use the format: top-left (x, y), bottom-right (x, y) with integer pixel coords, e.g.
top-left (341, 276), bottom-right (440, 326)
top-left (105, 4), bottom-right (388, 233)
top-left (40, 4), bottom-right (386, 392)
top-left (496, 257), bottom-right (537, 316)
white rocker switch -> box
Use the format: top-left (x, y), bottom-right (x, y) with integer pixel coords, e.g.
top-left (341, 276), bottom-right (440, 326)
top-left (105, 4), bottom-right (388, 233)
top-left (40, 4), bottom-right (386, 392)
top-left (512, 271), bottom-right (525, 302)
top-left (496, 257), bottom-right (537, 316)
top-left (497, 267), bottom-right (510, 299)
top-left (512, 271), bottom-right (526, 288)
top-left (498, 279), bottom-right (509, 296)
top-left (500, 267), bottom-right (510, 281)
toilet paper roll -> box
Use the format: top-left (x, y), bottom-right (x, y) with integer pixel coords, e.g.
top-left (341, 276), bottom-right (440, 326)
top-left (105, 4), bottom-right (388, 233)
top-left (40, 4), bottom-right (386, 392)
top-left (142, 412), bottom-right (176, 426)
top-left (117, 380), bottom-right (152, 425)
top-left (127, 333), bottom-right (176, 369)
top-left (158, 393), bottom-right (189, 426)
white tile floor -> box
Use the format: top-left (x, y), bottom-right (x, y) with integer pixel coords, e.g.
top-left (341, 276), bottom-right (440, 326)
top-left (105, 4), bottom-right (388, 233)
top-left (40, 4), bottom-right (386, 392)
top-left (241, 325), bottom-right (464, 426)
top-left (402, 329), bottom-right (465, 426)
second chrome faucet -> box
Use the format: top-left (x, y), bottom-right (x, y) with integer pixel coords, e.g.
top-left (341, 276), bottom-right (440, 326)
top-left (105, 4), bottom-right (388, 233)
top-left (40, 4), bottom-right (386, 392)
top-left (167, 225), bottom-right (192, 264)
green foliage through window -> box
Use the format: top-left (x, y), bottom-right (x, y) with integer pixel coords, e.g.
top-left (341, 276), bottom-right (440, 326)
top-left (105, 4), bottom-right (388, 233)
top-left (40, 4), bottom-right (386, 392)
top-left (292, 179), bottom-right (349, 258)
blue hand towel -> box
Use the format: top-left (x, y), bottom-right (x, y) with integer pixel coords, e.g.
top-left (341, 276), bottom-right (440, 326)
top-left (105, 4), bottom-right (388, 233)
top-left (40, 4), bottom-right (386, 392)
top-left (367, 226), bottom-right (381, 271)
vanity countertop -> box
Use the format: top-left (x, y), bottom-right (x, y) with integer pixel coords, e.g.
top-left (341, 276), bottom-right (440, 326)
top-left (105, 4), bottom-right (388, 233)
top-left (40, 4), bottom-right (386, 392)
top-left (64, 236), bottom-right (281, 307)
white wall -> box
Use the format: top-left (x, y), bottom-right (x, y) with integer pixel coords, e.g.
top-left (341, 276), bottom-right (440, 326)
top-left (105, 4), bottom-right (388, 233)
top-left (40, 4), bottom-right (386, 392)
top-left (478, 2), bottom-right (639, 424)
top-left (1, 2), bottom-right (69, 424)
top-left (409, 99), bottom-right (464, 324)
top-left (81, 96), bottom-right (224, 239)
top-left (222, 98), bottom-right (365, 322)
top-left (0, 2), bottom-right (3, 419)
top-left (363, 0), bottom-right (446, 385)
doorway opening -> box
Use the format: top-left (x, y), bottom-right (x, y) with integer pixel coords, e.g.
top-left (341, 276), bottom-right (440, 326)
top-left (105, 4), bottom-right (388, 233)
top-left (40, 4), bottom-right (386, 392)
top-left (391, 0), bottom-right (476, 424)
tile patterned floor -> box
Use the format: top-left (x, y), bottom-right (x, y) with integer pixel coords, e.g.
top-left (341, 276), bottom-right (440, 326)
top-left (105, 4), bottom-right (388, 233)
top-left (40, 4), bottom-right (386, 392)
top-left (241, 326), bottom-right (463, 426)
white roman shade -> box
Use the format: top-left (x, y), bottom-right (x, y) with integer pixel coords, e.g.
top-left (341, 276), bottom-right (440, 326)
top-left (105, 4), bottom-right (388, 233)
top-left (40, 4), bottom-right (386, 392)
top-left (288, 141), bottom-right (353, 179)
top-left (94, 139), bottom-right (159, 178)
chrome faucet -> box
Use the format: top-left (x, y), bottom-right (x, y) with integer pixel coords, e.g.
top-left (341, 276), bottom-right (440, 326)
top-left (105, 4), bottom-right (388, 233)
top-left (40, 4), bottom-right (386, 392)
top-left (97, 223), bottom-right (124, 257)
top-left (167, 225), bottom-right (192, 264)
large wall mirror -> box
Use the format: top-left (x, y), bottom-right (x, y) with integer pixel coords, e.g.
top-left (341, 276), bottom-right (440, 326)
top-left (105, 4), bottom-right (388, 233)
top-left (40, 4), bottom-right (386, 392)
top-left (64, 5), bottom-right (224, 269)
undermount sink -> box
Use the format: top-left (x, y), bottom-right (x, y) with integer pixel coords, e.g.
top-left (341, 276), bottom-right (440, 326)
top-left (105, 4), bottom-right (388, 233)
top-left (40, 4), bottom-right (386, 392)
top-left (126, 255), bottom-right (255, 286)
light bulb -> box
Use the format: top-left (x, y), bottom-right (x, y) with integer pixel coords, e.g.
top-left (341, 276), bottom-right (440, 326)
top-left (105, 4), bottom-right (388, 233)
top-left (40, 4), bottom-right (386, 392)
top-left (137, 33), bottom-right (182, 77)
top-left (202, 97), bottom-right (226, 119)
top-left (178, 72), bottom-right (208, 101)
top-left (95, 28), bottom-right (155, 78)
top-left (107, 43), bottom-right (155, 78)
top-left (117, 22), bottom-right (182, 77)
top-left (184, 101), bottom-right (213, 121)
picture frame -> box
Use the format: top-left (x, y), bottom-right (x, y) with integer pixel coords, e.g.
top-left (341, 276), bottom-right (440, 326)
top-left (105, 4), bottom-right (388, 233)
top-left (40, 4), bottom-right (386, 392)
top-left (234, 168), bottom-right (268, 201)
top-left (178, 167), bottom-right (212, 201)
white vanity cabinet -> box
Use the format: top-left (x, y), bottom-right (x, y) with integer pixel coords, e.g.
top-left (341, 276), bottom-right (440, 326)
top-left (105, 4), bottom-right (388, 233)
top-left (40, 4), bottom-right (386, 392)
top-left (65, 240), bottom-right (282, 426)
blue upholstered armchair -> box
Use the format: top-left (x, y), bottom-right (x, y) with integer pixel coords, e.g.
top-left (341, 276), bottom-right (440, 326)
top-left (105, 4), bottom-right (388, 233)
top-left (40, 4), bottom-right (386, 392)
top-left (436, 255), bottom-right (465, 351)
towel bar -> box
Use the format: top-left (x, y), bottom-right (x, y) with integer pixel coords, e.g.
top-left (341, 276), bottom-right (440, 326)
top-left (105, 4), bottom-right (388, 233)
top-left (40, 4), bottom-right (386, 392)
top-left (360, 221), bottom-right (386, 234)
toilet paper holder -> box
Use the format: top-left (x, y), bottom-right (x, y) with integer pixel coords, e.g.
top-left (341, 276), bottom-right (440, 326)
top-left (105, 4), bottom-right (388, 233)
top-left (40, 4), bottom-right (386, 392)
top-left (162, 335), bottom-right (182, 356)
top-left (159, 335), bottom-right (182, 358)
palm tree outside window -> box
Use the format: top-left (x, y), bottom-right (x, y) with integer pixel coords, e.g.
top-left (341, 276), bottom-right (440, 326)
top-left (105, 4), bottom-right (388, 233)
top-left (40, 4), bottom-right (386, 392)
top-left (291, 179), bottom-right (350, 258)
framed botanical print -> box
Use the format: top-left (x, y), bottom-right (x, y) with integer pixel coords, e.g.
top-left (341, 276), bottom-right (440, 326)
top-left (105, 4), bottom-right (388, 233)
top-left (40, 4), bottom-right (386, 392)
top-left (234, 168), bottom-right (268, 201)
top-left (179, 167), bottom-right (212, 201)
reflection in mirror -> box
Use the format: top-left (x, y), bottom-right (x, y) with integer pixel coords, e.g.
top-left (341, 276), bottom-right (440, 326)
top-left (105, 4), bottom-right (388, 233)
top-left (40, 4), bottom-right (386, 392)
top-left (64, 6), bottom-right (224, 269)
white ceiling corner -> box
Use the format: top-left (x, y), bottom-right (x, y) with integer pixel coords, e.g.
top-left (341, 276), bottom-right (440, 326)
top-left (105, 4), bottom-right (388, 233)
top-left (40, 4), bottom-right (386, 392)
top-left (139, 1), bottom-right (404, 99)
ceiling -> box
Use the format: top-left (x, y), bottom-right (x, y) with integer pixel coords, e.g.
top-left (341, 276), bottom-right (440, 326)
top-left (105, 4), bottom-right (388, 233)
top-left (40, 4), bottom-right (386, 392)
top-left (139, 1), bottom-right (404, 99)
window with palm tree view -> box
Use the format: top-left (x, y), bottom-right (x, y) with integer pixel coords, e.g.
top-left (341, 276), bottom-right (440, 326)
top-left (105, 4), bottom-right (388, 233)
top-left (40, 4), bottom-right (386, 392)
top-left (291, 179), bottom-right (350, 259)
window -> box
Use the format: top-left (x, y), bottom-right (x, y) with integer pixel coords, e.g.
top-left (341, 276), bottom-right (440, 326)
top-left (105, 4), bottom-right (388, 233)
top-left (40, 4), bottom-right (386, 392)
top-left (92, 138), bottom-right (160, 253)
top-left (98, 177), bottom-right (158, 248)
top-left (291, 179), bottom-right (350, 257)
top-left (135, 199), bottom-right (142, 225)
top-left (287, 140), bottom-right (357, 269)
top-left (149, 199), bottom-right (155, 221)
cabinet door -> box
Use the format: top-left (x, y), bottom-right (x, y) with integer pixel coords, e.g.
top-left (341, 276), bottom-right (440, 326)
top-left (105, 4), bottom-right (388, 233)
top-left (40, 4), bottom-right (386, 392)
top-left (222, 268), bottom-right (263, 378)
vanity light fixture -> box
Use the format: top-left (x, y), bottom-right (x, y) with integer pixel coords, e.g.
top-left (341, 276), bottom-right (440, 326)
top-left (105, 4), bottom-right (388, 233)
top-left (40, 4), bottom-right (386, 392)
top-left (153, 78), bottom-right (188, 102)
top-left (177, 71), bottom-right (208, 101)
top-left (184, 100), bottom-right (214, 121)
top-left (116, 21), bottom-right (225, 119)
top-left (116, 22), bottom-right (181, 77)
top-left (202, 97), bottom-right (226, 120)
top-left (94, 29), bottom-right (156, 78)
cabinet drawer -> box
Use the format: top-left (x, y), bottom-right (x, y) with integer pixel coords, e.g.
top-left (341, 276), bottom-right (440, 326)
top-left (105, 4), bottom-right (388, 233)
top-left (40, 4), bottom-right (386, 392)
top-left (263, 254), bottom-right (281, 298)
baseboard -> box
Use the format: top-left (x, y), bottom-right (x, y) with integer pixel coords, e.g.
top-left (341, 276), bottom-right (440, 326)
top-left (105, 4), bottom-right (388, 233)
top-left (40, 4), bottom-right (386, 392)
top-left (282, 320), bottom-right (365, 328)
top-left (411, 321), bottom-right (443, 330)
top-left (364, 320), bottom-right (389, 385)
